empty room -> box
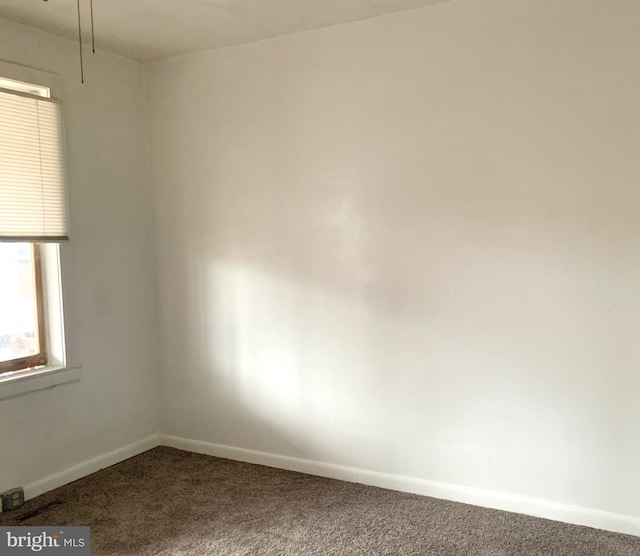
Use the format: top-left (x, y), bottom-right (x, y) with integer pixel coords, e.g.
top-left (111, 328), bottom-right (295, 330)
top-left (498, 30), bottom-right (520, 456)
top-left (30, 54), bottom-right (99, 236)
top-left (0, 0), bottom-right (639, 554)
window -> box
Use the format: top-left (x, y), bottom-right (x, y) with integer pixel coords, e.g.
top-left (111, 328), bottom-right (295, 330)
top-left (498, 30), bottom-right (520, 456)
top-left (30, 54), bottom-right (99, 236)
top-left (0, 66), bottom-right (69, 384)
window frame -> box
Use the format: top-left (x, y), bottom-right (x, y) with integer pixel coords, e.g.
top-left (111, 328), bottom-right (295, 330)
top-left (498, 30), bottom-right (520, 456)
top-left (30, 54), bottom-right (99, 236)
top-left (0, 60), bottom-right (79, 400)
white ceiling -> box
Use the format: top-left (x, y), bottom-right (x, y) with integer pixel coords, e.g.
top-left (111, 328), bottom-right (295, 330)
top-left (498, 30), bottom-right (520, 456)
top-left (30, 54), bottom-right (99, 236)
top-left (0, 0), bottom-right (449, 63)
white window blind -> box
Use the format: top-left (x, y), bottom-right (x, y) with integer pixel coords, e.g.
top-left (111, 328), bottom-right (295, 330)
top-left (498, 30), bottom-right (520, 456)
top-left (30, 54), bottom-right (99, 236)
top-left (0, 87), bottom-right (69, 241)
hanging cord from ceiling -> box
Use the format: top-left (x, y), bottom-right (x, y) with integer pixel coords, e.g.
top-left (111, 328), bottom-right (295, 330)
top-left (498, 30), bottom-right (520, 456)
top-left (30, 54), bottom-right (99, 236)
top-left (90, 0), bottom-right (95, 53)
top-left (76, 0), bottom-right (84, 83)
top-left (42, 0), bottom-right (96, 83)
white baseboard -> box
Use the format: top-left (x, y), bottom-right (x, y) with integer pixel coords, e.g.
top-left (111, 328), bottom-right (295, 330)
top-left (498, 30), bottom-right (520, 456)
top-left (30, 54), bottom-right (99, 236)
top-left (160, 434), bottom-right (640, 538)
top-left (24, 434), bottom-right (160, 500)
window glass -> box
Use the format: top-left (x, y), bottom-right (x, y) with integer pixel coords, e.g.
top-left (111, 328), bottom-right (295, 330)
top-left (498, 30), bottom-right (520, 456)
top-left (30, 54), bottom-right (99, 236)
top-left (0, 242), bottom-right (41, 364)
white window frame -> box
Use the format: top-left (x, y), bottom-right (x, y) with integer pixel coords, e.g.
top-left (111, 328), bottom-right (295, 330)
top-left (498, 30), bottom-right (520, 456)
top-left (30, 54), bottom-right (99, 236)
top-left (0, 61), bottom-right (80, 400)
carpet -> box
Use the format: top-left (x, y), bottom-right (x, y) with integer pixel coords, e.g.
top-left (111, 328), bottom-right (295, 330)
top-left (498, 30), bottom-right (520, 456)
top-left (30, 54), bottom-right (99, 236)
top-left (1, 447), bottom-right (638, 555)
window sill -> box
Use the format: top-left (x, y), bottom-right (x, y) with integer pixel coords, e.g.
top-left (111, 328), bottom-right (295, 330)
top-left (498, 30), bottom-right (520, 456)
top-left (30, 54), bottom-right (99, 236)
top-left (0, 364), bottom-right (82, 401)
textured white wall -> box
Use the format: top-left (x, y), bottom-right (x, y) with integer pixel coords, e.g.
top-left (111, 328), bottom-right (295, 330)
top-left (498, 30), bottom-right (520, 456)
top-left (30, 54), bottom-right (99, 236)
top-left (146, 0), bottom-right (640, 521)
top-left (0, 20), bottom-right (158, 490)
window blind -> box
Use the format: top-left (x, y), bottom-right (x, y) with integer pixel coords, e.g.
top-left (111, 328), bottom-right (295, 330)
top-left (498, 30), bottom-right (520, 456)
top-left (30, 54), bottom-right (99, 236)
top-left (0, 87), bottom-right (69, 241)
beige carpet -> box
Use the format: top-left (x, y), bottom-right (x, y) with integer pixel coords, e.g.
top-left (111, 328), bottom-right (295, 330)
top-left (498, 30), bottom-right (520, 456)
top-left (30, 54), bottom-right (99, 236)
top-left (1, 447), bottom-right (638, 555)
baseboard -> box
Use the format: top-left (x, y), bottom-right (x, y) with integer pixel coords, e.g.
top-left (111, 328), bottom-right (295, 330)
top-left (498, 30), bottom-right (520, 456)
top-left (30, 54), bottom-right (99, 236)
top-left (160, 434), bottom-right (640, 538)
top-left (24, 434), bottom-right (160, 500)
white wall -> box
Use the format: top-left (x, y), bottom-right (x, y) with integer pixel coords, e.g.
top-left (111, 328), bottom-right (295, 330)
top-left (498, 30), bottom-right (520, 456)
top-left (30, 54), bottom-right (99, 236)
top-left (0, 19), bottom-right (158, 491)
top-left (146, 0), bottom-right (640, 525)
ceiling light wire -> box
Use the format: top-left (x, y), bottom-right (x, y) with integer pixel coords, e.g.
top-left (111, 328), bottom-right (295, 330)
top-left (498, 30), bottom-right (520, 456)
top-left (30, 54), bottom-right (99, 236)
top-left (77, 0), bottom-right (84, 84)
top-left (90, 0), bottom-right (95, 53)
